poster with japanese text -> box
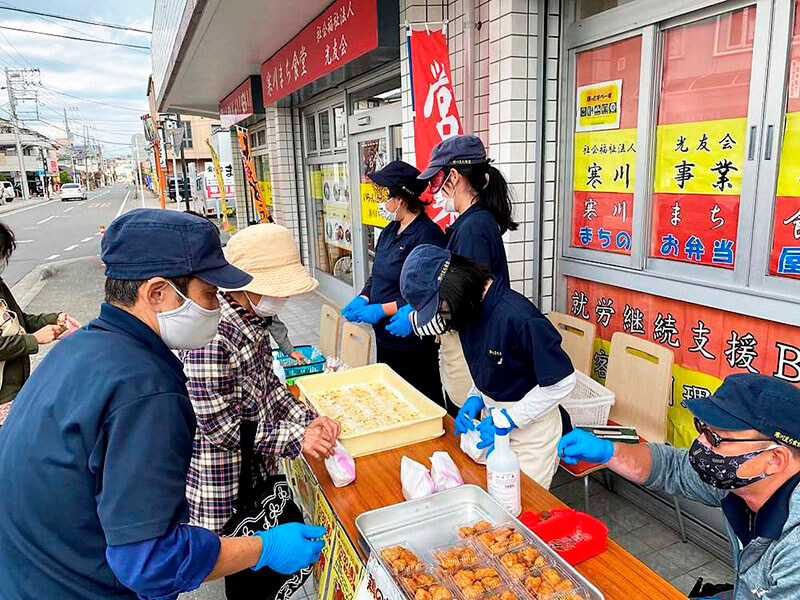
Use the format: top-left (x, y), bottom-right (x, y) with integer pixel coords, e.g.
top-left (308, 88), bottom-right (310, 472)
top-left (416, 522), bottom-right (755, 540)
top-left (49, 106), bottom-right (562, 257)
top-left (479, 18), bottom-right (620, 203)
top-left (314, 488), bottom-right (338, 597)
top-left (319, 165), bottom-right (353, 251)
top-left (291, 457), bottom-right (319, 520)
top-left (567, 277), bottom-right (800, 448)
top-left (330, 526), bottom-right (365, 600)
top-left (359, 138), bottom-right (389, 228)
top-left (571, 37), bottom-right (640, 255)
top-left (236, 127), bottom-right (270, 222)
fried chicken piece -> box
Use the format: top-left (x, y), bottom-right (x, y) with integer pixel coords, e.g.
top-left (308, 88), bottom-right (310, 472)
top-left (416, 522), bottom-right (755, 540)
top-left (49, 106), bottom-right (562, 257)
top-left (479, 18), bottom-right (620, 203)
top-left (537, 581), bottom-right (557, 598)
top-left (541, 568), bottom-right (562, 586)
top-left (509, 532), bottom-right (525, 546)
top-left (415, 588), bottom-right (432, 600)
top-left (434, 545), bottom-right (479, 572)
top-left (380, 546), bottom-right (424, 574)
top-left (429, 585), bottom-right (453, 600)
top-left (519, 546), bottom-right (539, 564)
top-left (402, 573), bottom-right (437, 588)
top-left (561, 594), bottom-right (583, 600)
top-left (499, 590), bottom-right (519, 600)
top-left (453, 569), bottom-right (476, 588)
top-left (461, 584), bottom-right (485, 600)
top-left (533, 556), bottom-right (547, 569)
top-left (474, 568), bottom-right (499, 579)
top-left (458, 520), bottom-right (492, 538)
top-left (555, 580), bottom-right (574, 592)
top-left (482, 576), bottom-right (501, 590)
top-left (524, 575), bottom-right (542, 593)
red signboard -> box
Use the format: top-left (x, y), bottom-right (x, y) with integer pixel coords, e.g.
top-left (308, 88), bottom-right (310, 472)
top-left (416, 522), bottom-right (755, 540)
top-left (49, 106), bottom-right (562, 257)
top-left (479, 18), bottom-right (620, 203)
top-left (48, 159), bottom-right (58, 176)
top-left (259, 0), bottom-right (378, 106)
top-left (220, 76), bottom-right (262, 128)
top-left (409, 28), bottom-right (463, 230)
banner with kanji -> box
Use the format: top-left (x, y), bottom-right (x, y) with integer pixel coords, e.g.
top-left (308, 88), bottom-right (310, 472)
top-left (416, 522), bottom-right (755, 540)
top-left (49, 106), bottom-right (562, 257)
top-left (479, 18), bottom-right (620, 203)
top-left (206, 141), bottom-right (233, 233)
top-left (236, 127), bottom-right (270, 223)
top-left (567, 277), bottom-right (800, 448)
top-left (409, 27), bottom-right (463, 230)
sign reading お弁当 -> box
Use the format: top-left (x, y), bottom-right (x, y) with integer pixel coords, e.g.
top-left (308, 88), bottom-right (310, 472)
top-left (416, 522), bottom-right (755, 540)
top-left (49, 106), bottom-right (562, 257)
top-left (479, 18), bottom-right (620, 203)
top-left (576, 79), bottom-right (622, 132)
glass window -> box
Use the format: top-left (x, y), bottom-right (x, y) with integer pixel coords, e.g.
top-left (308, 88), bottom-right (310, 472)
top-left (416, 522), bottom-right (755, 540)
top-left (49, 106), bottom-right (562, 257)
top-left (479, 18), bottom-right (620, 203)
top-left (350, 82), bottom-right (401, 114)
top-left (334, 105), bottom-right (347, 147)
top-left (358, 136), bottom-right (390, 272)
top-left (305, 114), bottom-right (317, 152)
top-left (650, 7), bottom-right (756, 269)
top-left (319, 110), bottom-right (332, 150)
top-left (254, 154), bottom-right (272, 207)
top-left (571, 35), bottom-right (641, 255)
top-left (576, 0), bottom-right (636, 20)
top-left (182, 122), bottom-right (193, 148)
top-left (309, 161), bottom-right (352, 284)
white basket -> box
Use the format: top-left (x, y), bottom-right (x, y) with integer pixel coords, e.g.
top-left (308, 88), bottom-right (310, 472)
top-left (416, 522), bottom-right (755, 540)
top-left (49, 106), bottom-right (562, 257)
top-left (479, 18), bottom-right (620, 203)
top-left (561, 371), bottom-right (615, 427)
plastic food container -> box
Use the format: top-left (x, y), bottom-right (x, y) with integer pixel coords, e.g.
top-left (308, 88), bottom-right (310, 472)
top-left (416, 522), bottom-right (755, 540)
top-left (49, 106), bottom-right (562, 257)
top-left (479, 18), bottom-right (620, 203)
top-left (480, 584), bottom-right (529, 600)
top-left (519, 565), bottom-right (585, 600)
top-left (457, 519), bottom-right (495, 539)
top-left (406, 582), bottom-right (459, 600)
top-left (379, 542), bottom-right (427, 576)
top-left (496, 545), bottom-right (552, 580)
top-left (474, 524), bottom-right (528, 557)
top-left (520, 509), bottom-right (608, 566)
top-left (449, 563), bottom-right (506, 600)
top-left (296, 364), bottom-right (446, 457)
top-left (398, 569), bottom-right (440, 594)
top-left (272, 345), bottom-right (325, 383)
top-left (431, 541), bottom-right (482, 574)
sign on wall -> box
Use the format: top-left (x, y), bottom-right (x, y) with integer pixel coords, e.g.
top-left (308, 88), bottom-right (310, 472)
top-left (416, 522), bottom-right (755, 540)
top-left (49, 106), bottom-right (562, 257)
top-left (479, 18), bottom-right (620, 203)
top-left (220, 76), bottom-right (263, 128)
top-left (576, 79), bottom-right (622, 132)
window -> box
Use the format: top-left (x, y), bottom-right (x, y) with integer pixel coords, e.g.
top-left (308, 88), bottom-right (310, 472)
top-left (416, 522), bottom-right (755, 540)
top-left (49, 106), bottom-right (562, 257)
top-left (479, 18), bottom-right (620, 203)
top-left (576, 0), bottom-right (636, 19)
top-left (319, 110), bottom-right (332, 149)
top-left (334, 105), bottom-right (346, 147)
top-left (305, 113), bottom-right (317, 152)
top-left (182, 122), bottom-right (193, 149)
top-left (258, 130), bottom-right (266, 147)
top-left (310, 161), bottom-right (352, 284)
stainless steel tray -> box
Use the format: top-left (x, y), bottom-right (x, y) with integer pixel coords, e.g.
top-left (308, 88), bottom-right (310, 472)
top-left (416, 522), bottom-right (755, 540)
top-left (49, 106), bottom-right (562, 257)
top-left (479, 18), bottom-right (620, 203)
top-left (356, 484), bottom-right (605, 600)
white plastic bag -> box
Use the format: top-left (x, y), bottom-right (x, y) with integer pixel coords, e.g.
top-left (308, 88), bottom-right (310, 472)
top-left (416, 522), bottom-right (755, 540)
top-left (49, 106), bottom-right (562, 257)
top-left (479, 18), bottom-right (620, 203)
top-left (400, 456), bottom-right (435, 500)
top-left (460, 420), bottom-right (488, 465)
top-left (272, 359), bottom-right (287, 385)
top-left (325, 441), bottom-right (356, 487)
top-left (430, 451), bottom-right (463, 492)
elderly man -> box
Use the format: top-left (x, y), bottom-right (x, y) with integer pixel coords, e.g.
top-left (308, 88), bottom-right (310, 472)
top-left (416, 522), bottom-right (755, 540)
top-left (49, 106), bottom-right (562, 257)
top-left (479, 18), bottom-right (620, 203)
top-left (0, 210), bottom-right (324, 600)
top-left (558, 373), bottom-right (800, 599)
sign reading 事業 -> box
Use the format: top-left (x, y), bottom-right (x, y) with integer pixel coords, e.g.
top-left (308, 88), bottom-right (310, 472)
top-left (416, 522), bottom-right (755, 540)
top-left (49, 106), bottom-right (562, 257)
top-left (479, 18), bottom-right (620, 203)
top-left (576, 79), bottom-right (622, 132)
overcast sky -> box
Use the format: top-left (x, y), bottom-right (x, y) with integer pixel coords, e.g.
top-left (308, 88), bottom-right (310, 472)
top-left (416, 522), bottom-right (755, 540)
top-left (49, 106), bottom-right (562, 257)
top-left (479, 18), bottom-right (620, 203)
top-left (0, 1), bottom-right (154, 157)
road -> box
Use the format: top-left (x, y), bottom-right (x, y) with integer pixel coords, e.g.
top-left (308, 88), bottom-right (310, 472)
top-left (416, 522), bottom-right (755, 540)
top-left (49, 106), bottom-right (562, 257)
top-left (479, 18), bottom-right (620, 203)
top-left (0, 183), bottom-right (146, 287)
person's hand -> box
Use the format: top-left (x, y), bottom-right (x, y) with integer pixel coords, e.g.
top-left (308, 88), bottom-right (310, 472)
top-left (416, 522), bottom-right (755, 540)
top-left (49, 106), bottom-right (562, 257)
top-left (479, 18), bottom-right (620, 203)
top-left (386, 304), bottom-right (414, 337)
top-left (252, 523), bottom-right (326, 574)
top-left (289, 350), bottom-right (308, 364)
top-left (341, 295), bottom-right (368, 320)
top-left (302, 421), bottom-right (336, 460)
top-left (476, 410), bottom-right (517, 454)
top-left (454, 395), bottom-right (485, 435)
top-left (351, 303), bottom-right (386, 325)
top-left (34, 325), bottom-right (63, 345)
top-left (309, 415), bottom-right (341, 441)
top-left (556, 429), bottom-right (614, 465)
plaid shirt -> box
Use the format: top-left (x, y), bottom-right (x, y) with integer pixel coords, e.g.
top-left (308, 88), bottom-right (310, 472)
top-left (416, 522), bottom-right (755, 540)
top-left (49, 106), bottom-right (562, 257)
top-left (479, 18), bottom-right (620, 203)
top-left (181, 293), bottom-right (316, 532)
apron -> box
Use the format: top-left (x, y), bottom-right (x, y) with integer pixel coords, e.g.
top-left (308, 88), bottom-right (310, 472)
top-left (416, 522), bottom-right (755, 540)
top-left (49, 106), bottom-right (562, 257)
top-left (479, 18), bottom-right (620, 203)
top-left (439, 330), bottom-right (474, 410)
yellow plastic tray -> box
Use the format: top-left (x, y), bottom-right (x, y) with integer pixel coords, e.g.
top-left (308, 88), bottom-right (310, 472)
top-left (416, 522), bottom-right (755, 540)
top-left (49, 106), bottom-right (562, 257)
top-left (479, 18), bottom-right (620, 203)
top-left (296, 363), bottom-right (447, 457)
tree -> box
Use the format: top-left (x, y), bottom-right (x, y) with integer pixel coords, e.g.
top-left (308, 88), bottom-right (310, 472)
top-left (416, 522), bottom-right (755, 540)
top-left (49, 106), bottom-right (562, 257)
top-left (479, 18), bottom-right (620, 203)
top-left (59, 171), bottom-right (73, 184)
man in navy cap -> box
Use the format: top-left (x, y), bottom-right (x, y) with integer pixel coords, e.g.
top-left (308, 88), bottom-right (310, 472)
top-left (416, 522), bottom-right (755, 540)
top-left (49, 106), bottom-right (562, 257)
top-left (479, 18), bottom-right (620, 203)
top-left (558, 374), bottom-right (800, 599)
top-left (0, 209), bottom-right (325, 600)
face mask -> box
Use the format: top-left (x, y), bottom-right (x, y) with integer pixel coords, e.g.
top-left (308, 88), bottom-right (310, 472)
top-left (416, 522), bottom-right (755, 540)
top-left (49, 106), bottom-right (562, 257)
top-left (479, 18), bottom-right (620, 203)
top-left (156, 281), bottom-right (221, 350)
top-left (247, 293), bottom-right (286, 318)
top-left (688, 438), bottom-right (779, 490)
top-left (378, 200), bottom-right (398, 222)
top-left (434, 173), bottom-right (456, 213)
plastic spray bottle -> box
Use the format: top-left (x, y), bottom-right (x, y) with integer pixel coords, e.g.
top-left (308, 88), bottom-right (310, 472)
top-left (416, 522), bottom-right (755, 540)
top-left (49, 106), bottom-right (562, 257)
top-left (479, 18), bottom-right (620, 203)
top-left (486, 409), bottom-right (521, 516)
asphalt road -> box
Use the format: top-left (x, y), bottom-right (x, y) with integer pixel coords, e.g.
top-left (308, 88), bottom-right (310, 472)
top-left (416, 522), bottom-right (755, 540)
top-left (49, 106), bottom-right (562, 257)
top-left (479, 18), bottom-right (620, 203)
top-left (0, 183), bottom-right (144, 287)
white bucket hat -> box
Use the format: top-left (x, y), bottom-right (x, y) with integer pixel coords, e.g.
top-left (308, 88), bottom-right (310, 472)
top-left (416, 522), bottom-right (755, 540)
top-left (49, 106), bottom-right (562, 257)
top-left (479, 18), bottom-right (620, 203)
top-left (221, 223), bottom-right (319, 297)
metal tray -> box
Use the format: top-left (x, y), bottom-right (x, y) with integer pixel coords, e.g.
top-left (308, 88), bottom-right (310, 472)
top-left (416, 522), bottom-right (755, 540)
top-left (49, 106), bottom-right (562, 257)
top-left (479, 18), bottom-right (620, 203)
top-left (356, 485), bottom-right (604, 600)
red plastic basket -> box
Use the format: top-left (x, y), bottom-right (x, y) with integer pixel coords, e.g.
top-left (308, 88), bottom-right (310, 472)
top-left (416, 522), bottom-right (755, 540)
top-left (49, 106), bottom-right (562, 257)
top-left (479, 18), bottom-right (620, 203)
top-left (520, 508), bottom-right (608, 565)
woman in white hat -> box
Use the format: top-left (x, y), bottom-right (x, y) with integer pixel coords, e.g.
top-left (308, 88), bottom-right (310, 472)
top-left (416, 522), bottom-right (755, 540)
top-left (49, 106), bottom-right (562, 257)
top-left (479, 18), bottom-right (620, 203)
top-left (180, 223), bottom-right (340, 534)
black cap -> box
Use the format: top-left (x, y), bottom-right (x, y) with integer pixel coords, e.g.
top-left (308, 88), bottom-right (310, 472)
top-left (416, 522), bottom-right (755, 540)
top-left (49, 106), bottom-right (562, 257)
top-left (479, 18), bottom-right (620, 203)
top-left (418, 135), bottom-right (489, 180)
top-left (367, 161), bottom-right (428, 199)
top-left (400, 244), bottom-right (452, 327)
top-left (686, 374), bottom-right (800, 448)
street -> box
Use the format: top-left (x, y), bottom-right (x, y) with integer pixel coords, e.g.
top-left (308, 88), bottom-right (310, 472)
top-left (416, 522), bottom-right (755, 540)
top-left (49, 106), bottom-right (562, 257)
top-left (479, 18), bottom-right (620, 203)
top-left (1, 183), bottom-right (143, 287)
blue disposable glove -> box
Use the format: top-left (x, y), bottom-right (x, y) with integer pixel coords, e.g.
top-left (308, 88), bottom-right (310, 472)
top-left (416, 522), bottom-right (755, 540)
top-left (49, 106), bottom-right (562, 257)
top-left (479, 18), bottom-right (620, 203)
top-left (341, 295), bottom-right (368, 321)
top-left (352, 303), bottom-right (387, 325)
top-left (454, 395), bottom-right (485, 435)
top-left (252, 523), bottom-right (326, 574)
top-left (556, 429), bottom-right (614, 465)
top-left (386, 304), bottom-right (414, 337)
top-left (476, 409), bottom-right (517, 455)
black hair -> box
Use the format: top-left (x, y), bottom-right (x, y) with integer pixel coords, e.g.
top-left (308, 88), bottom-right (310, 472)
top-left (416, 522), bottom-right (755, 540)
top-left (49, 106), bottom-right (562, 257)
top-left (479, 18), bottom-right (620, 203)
top-left (453, 163), bottom-right (518, 234)
top-left (437, 254), bottom-right (491, 331)
top-left (387, 185), bottom-right (426, 214)
top-left (104, 275), bottom-right (191, 308)
top-left (0, 221), bottom-right (16, 263)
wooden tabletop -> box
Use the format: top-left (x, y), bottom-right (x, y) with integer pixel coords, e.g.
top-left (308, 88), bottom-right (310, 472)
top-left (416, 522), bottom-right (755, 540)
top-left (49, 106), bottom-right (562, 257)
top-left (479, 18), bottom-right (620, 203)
top-left (306, 418), bottom-right (687, 600)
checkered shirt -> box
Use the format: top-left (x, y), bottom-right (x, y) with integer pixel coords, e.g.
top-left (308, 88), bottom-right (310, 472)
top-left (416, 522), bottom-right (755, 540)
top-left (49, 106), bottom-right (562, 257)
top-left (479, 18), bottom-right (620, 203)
top-left (181, 293), bottom-right (316, 532)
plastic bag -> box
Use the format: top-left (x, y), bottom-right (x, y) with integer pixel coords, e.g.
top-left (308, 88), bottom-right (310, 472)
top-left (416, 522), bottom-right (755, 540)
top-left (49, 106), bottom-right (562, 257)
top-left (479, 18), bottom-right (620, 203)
top-left (460, 420), bottom-right (487, 465)
top-left (400, 456), bottom-right (435, 501)
top-left (430, 451), bottom-right (463, 492)
top-left (272, 359), bottom-right (287, 385)
top-left (57, 315), bottom-right (82, 340)
top-left (325, 441), bottom-right (356, 487)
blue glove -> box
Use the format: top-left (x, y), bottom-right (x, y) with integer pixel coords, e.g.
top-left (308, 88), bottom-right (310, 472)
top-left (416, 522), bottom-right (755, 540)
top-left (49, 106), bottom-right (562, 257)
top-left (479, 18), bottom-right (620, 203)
top-left (556, 429), bottom-right (614, 465)
top-left (476, 409), bottom-right (517, 455)
top-left (341, 295), bottom-right (368, 321)
top-left (454, 395), bottom-right (485, 435)
top-left (386, 304), bottom-right (414, 337)
top-left (352, 303), bottom-right (386, 325)
top-left (253, 523), bottom-right (326, 574)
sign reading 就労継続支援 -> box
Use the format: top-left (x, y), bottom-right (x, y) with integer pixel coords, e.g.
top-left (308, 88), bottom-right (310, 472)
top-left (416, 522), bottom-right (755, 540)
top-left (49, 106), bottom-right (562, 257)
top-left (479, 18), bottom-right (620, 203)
top-left (576, 79), bottom-right (622, 132)
top-left (259, 0), bottom-right (379, 107)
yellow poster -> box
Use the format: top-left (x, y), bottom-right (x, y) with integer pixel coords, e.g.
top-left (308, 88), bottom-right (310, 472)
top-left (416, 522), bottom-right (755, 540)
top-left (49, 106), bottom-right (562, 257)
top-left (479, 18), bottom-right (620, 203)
top-left (576, 79), bottom-right (622, 131)
top-left (291, 457), bottom-right (318, 519)
top-left (573, 128), bottom-right (637, 194)
top-left (777, 111), bottom-right (800, 197)
top-left (314, 489), bottom-right (338, 598)
top-left (669, 366), bottom-right (723, 449)
top-left (259, 181), bottom-right (272, 206)
top-left (360, 182), bottom-right (388, 228)
top-left (330, 526), bottom-right (365, 600)
top-left (653, 117), bottom-right (747, 196)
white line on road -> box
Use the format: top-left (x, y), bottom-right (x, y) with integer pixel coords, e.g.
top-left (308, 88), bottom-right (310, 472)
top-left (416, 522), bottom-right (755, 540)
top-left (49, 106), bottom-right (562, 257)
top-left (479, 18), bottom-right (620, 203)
top-left (63, 206), bottom-right (75, 213)
top-left (17, 239), bottom-right (33, 243)
top-left (81, 236), bottom-right (94, 242)
top-left (0, 199), bottom-right (57, 218)
top-left (114, 190), bottom-right (130, 220)
top-left (63, 244), bottom-right (78, 252)
top-left (45, 254), bottom-right (59, 261)
top-left (37, 215), bottom-right (55, 224)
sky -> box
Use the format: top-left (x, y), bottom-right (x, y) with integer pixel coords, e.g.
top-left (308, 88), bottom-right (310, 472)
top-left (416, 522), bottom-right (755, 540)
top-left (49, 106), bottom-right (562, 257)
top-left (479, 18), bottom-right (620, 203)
top-left (0, 0), bottom-right (155, 157)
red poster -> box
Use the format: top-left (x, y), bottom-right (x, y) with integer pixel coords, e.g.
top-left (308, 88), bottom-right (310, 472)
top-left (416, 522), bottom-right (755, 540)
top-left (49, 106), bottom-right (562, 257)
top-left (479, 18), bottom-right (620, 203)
top-left (409, 28), bottom-right (463, 230)
top-left (260, 0), bottom-right (378, 107)
top-left (572, 191), bottom-right (633, 254)
top-left (220, 76), bottom-right (262, 128)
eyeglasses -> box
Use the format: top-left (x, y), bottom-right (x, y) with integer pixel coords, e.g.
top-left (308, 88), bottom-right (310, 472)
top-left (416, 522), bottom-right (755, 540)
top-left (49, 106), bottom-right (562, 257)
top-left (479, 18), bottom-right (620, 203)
top-left (428, 169), bottom-right (451, 194)
top-left (693, 417), bottom-right (772, 448)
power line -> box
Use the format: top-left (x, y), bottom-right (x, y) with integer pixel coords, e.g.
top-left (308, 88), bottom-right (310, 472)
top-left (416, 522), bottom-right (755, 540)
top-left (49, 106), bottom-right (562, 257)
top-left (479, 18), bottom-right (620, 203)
top-left (0, 25), bottom-right (150, 50)
top-left (0, 6), bottom-right (151, 34)
top-left (35, 116), bottom-right (140, 146)
top-left (0, 0), bottom-right (107, 44)
top-left (0, 29), bottom-right (34, 68)
top-left (38, 85), bottom-right (145, 113)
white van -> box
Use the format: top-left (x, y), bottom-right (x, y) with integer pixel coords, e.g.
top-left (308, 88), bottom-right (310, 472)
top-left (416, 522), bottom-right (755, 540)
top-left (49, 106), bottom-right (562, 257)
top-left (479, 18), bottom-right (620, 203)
top-left (0, 182), bottom-right (14, 202)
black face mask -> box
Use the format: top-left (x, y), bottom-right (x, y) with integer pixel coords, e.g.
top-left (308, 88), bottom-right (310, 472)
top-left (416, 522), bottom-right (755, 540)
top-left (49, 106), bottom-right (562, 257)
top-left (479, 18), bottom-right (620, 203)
top-left (688, 439), bottom-right (777, 490)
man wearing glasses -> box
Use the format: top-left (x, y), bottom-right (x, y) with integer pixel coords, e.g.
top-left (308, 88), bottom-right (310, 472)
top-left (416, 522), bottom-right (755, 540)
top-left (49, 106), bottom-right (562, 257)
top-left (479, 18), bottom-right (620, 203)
top-left (558, 374), bottom-right (800, 599)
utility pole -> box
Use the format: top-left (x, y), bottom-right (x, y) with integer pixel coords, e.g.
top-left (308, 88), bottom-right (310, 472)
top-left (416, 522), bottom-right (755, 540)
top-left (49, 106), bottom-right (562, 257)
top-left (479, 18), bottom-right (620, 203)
top-left (83, 125), bottom-right (91, 192)
top-left (134, 141), bottom-right (145, 203)
top-left (5, 68), bottom-right (30, 203)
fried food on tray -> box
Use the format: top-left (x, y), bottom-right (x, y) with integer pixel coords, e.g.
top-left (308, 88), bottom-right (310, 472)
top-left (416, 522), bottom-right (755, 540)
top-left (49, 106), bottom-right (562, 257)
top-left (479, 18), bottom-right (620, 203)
top-left (312, 382), bottom-right (421, 436)
top-left (522, 567), bottom-right (574, 599)
top-left (433, 544), bottom-right (479, 572)
top-left (414, 585), bottom-right (454, 600)
top-left (476, 525), bottom-right (526, 555)
top-left (499, 545), bottom-right (549, 578)
top-left (452, 567), bottom-right (502, 599)
top-left (380, 545), bottom-right (425, 574)
top-left (457, 520), bottom-right (493, 539)
top-left (499, 590), bottom-right (520, 600)
top-left (401, 572), bottom-right (437, 589)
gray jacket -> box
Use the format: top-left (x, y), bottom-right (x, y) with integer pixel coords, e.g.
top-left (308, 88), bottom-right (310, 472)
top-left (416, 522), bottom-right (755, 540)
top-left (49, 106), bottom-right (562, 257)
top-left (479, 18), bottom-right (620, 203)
top-left (267, 315), bottom-right (293, 356)
top-left (645, 444), bottom-right (800, 599)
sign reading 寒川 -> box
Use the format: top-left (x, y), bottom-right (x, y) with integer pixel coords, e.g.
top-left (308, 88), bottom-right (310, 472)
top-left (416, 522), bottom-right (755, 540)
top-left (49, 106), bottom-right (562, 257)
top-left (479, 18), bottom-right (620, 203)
top-left (576, 79), bottom-right (622, 132)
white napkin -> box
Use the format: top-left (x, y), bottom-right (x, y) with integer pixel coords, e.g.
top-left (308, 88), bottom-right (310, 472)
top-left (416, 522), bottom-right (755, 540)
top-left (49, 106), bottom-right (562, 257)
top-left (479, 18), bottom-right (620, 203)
top-left (400, 456), bottom-right (435, 500)
top-left (324, 441), bottom-right (356, 487)
top-left (430, 451), bottom-right (463, 491)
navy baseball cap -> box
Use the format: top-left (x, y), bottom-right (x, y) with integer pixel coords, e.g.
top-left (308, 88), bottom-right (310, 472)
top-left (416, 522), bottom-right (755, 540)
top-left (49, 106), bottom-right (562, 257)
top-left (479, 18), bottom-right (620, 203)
top-left (418, 135), bottom-right (489, 180)
top-left (687, 374), bottom-right (800, 448)
top-left (368, 161), bottom-right (428, 199)
top-left (400, 244), bottom-right (452, 327)
top-left (101, 209), bottom-right (252, 289)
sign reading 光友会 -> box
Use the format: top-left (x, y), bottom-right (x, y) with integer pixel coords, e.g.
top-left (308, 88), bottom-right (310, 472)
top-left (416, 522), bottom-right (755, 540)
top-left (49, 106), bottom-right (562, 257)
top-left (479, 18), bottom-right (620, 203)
top-left (576, 79), bottom-right (622, 132)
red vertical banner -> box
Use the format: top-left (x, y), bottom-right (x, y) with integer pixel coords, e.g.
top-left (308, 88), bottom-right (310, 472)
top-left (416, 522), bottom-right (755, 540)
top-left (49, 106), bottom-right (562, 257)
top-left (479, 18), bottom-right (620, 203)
top-left (409, 28), bottom-right (463, 230)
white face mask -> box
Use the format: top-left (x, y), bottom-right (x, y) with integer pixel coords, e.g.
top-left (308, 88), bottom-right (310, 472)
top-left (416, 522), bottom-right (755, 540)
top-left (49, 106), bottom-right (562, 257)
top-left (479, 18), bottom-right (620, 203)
top-left (156, 281), bottom-right (221, 350)
top-left (247, 293), bottom-right (287, 317)
top-left (434, 173), bottom-right (457, 213)
top-left (377, 200), bottom-right (399, 222)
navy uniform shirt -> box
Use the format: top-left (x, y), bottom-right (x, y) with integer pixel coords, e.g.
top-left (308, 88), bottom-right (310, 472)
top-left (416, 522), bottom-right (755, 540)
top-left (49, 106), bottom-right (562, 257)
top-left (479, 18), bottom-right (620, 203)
top-left (361, 212), bottom-right (445, 350)
top-left (446, 201), bottom-right (509, 288)
top-left (0, 303), bottom-right (196, 600)
top-left (459, 282), bottom-right (574, 402)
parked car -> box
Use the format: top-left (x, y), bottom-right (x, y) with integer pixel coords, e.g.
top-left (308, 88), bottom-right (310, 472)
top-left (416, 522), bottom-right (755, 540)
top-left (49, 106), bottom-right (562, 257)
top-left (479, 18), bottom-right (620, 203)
top-left (0, 182), bottom-right (14, 203)
top-left (60, 183), bottom-right (87, 201)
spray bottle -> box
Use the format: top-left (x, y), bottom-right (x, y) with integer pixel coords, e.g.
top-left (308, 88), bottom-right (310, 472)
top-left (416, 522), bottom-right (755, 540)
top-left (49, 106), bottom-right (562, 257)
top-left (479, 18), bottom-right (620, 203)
top-left (486, 408), bottom-right (521, 516)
